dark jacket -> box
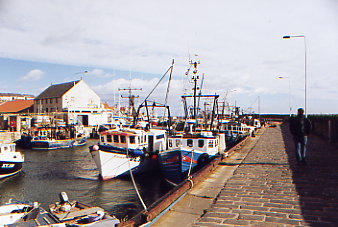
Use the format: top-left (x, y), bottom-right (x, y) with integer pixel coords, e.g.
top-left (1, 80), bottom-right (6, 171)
top-left (289, 116), bottom-right (312, 138)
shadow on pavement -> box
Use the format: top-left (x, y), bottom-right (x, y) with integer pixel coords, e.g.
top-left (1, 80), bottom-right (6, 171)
top-left (280, 122), bottom-right (338, 226)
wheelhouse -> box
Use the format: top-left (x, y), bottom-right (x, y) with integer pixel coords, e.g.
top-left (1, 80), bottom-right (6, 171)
top-left (167, 131), bottom-right (224, 156)
top-left (99, 128), bottom-right (166, 152)
top-left (0, 143), bottom-right (16, 153)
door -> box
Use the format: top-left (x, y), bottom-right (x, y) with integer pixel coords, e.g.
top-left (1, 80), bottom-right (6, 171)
top-left (148, 135), bottom-right (154, 152)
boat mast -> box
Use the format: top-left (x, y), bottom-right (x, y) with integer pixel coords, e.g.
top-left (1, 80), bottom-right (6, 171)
top-left (118, 87), bottom-right (142, 117)
top-left (189, 59), bottom-right (200, 120)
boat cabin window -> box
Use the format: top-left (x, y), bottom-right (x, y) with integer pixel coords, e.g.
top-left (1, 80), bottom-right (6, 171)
top-left (107, 135), bottom-right (112, 142)
top-left (168, 139), bottom-right (173, 148)
top-left (121, 135), bottom-right (126, 143)
top-left (101, 136), bottom-right (104, 143)
top-left (144, 135), bottom-right (147, 143)
top-left (208, 140), bottom-right (214, 148)
top-left (114, 135), bottom-right (119, 143)
top-left (198, 139), bottom-right (204, 148)
top-left (129, 136), bottom-right (136, 144)
top-left (176, 139), bottom-right (181, 147)
top-left (187, 139), bottom-right (193, 147)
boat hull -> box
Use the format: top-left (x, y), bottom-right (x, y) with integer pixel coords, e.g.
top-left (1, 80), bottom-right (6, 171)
top-left (0, 145), bottom-right (24, 179)
top-left (158, 149), bottom-right (211, 185)
top-left (90, 145), bottom-right (158, 180)
top-left (31, 137), bottom-right (87, 150)
top-left (0, 161), bottom-right (23, 179)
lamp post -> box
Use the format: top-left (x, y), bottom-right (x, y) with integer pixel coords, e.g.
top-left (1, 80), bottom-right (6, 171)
top-left (278, 76), bottom-right (291, 116)
top-left (283, 35), bottom-right (307, 116)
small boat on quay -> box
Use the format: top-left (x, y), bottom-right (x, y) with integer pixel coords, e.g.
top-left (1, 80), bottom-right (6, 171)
top-left (49, 192), bottom-right (120, 226)
top-left (0, 200), bottom-right (64, 227)
top-left (0, 143), bottom-right (24, 179)
top-left (0, 192), bottom-right (120, 226)
top-left (89, 124), bottom-right (167, 180)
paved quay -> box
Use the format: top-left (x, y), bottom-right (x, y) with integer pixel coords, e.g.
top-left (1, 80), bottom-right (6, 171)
top-left (193, 124), bottom-right (338, 227)
top-left (152, 123), bottom-right (338, 227)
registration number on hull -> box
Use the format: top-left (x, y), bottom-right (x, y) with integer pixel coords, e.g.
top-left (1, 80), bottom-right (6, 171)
top-left (1, 164), bottom-right (15, 168)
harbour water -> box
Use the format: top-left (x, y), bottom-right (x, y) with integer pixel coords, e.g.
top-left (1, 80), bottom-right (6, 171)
top-left (0, 139), bottom-right (172, 220)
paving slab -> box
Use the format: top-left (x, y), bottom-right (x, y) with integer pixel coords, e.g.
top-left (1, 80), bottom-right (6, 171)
top-left (195, 124), bottom-right (338, 227)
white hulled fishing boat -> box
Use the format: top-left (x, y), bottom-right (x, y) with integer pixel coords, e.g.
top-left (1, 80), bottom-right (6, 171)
top-left (89, 124), bottom-right (167, 180)
top-left (0, 143), bottom-right (24, 179)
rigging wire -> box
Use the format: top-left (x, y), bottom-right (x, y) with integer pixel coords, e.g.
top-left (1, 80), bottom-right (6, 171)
top-left (139, 61), bottom-right (174, 106)
top-left (162, 59), bottom-right (174, 121)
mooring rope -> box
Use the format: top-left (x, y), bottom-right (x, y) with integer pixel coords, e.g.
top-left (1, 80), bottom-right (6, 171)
top-left (126, 149), bottom-right (147, 211)
top-left (187, 149), bottom-right (194, 178)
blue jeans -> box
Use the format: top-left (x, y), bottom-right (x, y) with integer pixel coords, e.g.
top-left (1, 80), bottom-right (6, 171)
top-left (293, 136), bottom-right (308, 162)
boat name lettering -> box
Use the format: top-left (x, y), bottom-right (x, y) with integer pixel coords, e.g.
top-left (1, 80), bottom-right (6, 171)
top-left (1, 163), bottom-right (15, 168)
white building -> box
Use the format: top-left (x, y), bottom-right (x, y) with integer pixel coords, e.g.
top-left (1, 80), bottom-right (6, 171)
top-left (34, 80), bottom-right (101, 113)
top-left (67, 107), bottom-right (115, 126)
top-left (0, 93), bottom-right (34, 102)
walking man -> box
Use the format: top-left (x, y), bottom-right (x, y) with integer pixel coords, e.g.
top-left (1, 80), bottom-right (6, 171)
top-left (289, 108), bottom-right (312, 164)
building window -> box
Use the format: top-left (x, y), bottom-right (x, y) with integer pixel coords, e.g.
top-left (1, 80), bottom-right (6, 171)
top-left (55, 98), bottom-right (58, 103)
top-left (46, 108), bottom-right (48, 112)
top-left (198, 140), bottom-right (204, 148)
top-left (187, 139), bottom-right (193, 147)
top-left (50, 98), bottom-right (53, 104)
top-left (129, 136), bottom-right (135, 144)
top-left (107, 135), bottom-right (112, 142)
top-left (113, 135), bottom-right (119, 143)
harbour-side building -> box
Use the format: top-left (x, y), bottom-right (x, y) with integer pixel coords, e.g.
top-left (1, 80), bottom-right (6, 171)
top-left (0, 93), bottom-right (34, 102)
top-left (34, 79), bottom-right (101, 113)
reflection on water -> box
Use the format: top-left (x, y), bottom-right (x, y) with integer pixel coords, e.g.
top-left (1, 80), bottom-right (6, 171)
top-left (0, 139), bottom-right (172, 219)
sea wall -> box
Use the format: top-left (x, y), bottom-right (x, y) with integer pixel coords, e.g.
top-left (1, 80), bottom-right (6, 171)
top-left (310, 118), bottom-right (338, 143)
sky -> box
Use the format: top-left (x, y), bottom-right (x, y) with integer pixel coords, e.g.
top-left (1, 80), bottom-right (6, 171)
top-left (0, 0), bottom-right (337, 115)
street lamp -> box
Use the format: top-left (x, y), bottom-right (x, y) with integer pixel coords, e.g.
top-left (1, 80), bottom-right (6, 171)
top-left (278, 76), bottom-right (291, 116)
top-left (283, 35), bottom-right (307, 116)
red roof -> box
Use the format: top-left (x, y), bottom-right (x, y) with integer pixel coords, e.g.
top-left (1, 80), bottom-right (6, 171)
top-left (0, 100), bottom-right (34, 113)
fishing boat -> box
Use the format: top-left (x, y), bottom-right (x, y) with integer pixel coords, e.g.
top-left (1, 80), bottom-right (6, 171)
top-left (89, 124), bottom-right (167, 180)
top-left (218, 119), bottom-right (252, 147)
top-left (158, 59), bottom-right (226, 185)
top-left (0, 199), bottom-right (64, 226)
top-left (89, 61), bottom-right (175, 180)
top-left (159, 121), bottom-right (226, 185)
top-left (0, 143), bottom-right (24, 179)
top-left (16, 126), bottom-right (87, 150)
top-left (49, 192), bottom-right (120, 226)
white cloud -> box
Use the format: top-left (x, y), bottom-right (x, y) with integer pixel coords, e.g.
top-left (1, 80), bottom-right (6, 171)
top-left (19, 69), bottom-right (44, 81)
top-left (89, 69), bottom-right (115, 78)
top-left (1, 0), bottom-right (338, 114)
